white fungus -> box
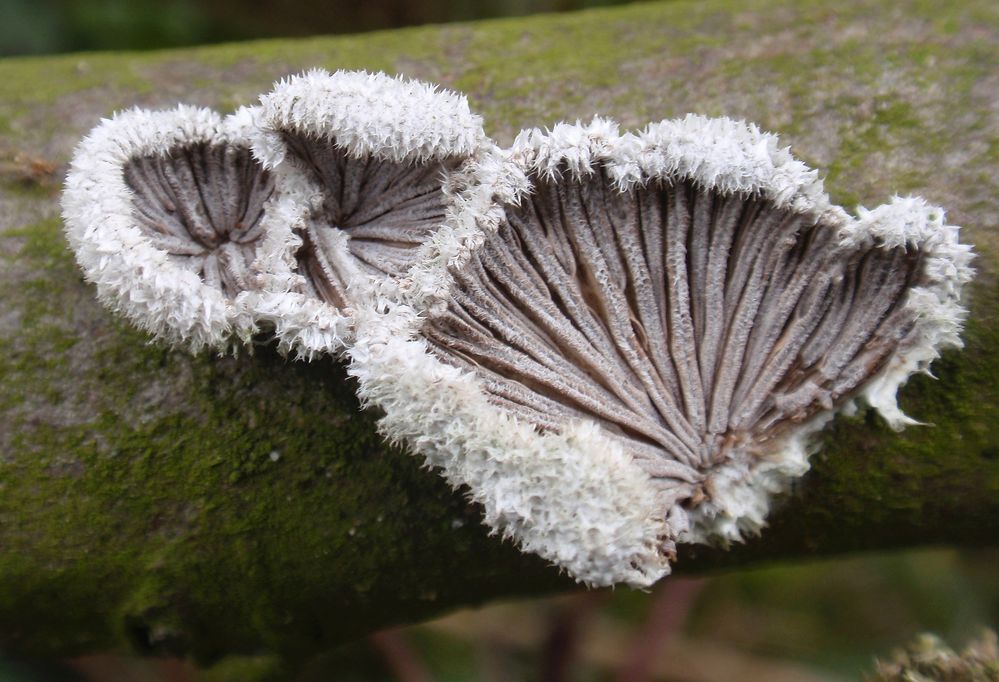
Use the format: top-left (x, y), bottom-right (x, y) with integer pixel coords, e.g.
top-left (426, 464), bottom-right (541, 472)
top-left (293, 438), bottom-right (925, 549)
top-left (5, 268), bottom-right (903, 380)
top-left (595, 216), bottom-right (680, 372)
top-left (347, 115), bottom-right (974, 587)
top-left (62, 105), bottom-right (293, 352)
top-left (63, 70), bottom-right (491, 357)
top-left (247, 69), bottom-right (490, 358)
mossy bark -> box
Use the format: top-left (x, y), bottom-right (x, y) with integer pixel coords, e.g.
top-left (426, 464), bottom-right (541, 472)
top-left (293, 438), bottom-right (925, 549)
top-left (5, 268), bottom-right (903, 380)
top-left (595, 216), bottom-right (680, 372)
top-left (1, 0), bottom-right (997, 667)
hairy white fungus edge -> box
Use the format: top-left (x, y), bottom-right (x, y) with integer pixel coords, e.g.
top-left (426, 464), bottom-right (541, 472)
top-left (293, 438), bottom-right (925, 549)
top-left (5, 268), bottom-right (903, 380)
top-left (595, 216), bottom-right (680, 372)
top-left (227, 105), bottom-right (356, 359)
top-left (252, 69), bottom-right (487, 169)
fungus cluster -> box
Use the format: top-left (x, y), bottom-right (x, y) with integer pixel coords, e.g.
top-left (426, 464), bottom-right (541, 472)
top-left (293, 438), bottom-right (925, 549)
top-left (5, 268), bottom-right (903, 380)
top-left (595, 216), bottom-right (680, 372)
top-left (63, 70), bottom-right (974, 588)
top-left (63, 71), bottom-right (486, 356)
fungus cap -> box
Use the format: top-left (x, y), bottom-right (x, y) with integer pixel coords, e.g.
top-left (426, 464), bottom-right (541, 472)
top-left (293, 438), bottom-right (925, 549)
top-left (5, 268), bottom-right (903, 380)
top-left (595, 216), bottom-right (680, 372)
top-left (348, 115), bottom-right (974, 587)
top-left (62, 104), bottom-right (295, 352)
top-left (249, 69), bottom-right (491, 358)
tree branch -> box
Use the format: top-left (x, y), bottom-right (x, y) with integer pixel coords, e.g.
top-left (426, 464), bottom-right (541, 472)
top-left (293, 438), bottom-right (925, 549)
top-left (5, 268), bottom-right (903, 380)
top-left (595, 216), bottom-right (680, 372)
top-left (0, 0), bottom-right (996, 664)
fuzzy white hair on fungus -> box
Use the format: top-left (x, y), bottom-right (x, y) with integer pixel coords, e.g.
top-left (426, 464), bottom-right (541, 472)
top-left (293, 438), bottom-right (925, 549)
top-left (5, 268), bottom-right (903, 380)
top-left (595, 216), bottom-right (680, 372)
top-left (252, 68), bottom-right (486, 168)
top-left (348, 115), bottom-right (974, 587)
top-left (246, 69), bottom-right (492, 358)
top-left (62, 104), bottom-right (300, 353)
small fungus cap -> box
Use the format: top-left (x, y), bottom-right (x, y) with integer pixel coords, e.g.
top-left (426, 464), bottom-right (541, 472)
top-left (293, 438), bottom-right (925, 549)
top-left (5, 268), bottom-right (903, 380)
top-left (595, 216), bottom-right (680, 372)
top-left (247, 70), bottom-right (491, 358)
top-left (348, 115), bottom-right (974, 587)
top-left (62, 105), bottom-right (294, 352)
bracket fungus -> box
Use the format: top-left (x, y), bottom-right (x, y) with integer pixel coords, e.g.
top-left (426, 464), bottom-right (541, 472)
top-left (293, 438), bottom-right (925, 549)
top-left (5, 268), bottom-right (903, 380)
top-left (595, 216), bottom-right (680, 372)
top-left (62, 105), bottom-right (291, 351)
top-left (348, 115), bottom-right (974, 587)
top-left (247, 69), bottom-right (489, 357)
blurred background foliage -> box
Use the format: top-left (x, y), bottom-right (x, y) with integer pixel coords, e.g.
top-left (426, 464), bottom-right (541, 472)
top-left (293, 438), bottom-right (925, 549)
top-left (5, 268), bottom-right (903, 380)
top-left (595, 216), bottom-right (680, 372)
top-left (0, 0), bottom-right (639, 56)
top-left (1, 1), bottom-right (996, 680)
top-left (2, 549), bottom-right (996, 680)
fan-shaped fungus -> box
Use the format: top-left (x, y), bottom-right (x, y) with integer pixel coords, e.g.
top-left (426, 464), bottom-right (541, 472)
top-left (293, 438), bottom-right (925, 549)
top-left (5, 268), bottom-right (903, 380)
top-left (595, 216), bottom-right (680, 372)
top-left (63, 71), bottom-right (490, 357)
top-left (249, 69), bottom-right (489, 357)
top-left (348, 116), bottom-right (974, 587)
top-left (62, 105), bottom-right (289, 351)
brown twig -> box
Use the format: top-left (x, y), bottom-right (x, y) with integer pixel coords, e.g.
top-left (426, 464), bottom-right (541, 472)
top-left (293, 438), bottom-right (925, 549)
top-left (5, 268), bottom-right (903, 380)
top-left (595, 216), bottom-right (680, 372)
top-left (615, 578), bottom-right (708, 682)
top-left (370, 627), bottom-right (434, 682)
top-left (540, 590), bottom-right (609, 682)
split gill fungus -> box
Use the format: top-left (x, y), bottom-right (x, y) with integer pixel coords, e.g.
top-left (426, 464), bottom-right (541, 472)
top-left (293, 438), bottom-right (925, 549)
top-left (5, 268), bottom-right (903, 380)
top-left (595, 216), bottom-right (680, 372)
top-left (62, 105), bottom-right (284, 351)
top-left (248, 69), bottom-right (488, 357)
top-left (347, 116), bottom-right (974, 587)
top-left (62, 73), bottom-right (975, 589)
top-left (63, 70), bottom-right (488, 357)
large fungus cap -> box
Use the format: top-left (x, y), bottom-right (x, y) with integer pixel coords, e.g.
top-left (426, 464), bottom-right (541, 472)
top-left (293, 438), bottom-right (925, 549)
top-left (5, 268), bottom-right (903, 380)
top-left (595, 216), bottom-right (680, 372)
top-left (250, 69), bottom-right (490, 357)
top-left (348, 115), bottom-right (974, 587)
top-left (62, 105), bottom-right (290, 351)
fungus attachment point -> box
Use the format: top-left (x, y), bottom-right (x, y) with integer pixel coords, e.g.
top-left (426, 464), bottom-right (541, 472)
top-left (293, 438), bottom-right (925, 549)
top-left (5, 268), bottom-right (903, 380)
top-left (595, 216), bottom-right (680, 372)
top-left (62, 105), bottom-right (285, 351)
top-left (291, 153), bottom-right (462, 309)
top-left (250, 69), bottom-right (488, 357)
top-left (349, 116), bottom-right (974, 587)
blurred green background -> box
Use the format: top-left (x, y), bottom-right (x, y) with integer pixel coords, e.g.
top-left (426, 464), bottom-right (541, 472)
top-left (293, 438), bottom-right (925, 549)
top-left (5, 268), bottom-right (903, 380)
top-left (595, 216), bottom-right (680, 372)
top-left (0, 0), bottom-right (639, 56)
top-left (1, 1), bottom-right (996, 680)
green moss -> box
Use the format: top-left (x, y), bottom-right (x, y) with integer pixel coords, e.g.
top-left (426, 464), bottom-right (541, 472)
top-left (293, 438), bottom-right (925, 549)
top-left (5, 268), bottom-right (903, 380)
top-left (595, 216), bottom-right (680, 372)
top-left (0, 51), bottom-right (158, 107)
top-left (202, 654), bottom-right (282, 682)
top-left (0, 279), bottom-right (558, 661)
